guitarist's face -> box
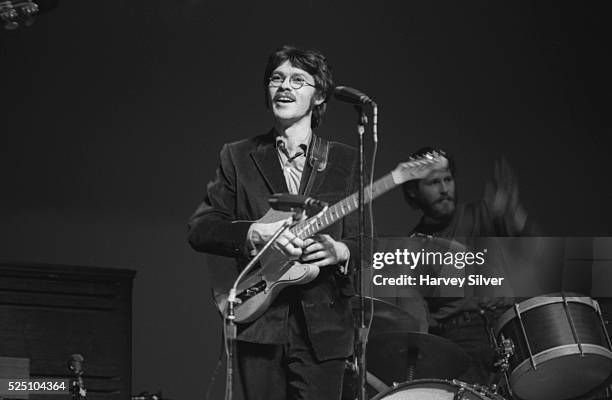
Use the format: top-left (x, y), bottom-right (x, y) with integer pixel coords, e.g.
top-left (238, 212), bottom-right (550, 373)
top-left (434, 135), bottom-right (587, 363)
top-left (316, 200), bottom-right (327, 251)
top-left (416, 169), bottom-right (456, 220)
top-left (267, 61), bottom-right (324, 128)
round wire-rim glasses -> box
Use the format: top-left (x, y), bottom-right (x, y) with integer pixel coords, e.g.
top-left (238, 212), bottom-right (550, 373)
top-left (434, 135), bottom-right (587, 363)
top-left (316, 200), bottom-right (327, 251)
top-left (268, 74), bottom-right (316, 90)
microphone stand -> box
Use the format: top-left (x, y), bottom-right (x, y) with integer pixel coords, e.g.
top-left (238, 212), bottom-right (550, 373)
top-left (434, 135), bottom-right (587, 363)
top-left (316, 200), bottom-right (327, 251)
top-left (354, 104), bottom-right (368, 400)
top-left (224, 210), bottom-right (303, 400)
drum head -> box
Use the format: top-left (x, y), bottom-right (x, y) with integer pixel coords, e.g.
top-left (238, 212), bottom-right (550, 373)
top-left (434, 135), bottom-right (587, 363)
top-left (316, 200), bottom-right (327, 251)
top-left (371, 379), bottom-right (500, 400)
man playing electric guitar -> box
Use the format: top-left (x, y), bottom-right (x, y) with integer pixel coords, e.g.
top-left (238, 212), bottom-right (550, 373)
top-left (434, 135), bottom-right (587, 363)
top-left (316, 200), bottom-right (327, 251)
top-left (188, 46), bottom-right (447, 400)
top-left (188, 45), bottom-right (361, 400)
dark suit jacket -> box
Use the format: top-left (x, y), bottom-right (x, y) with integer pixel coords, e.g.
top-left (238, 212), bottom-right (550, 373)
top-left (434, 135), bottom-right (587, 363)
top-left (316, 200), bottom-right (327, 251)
top-left (188, 131), bottom-right (359, 361)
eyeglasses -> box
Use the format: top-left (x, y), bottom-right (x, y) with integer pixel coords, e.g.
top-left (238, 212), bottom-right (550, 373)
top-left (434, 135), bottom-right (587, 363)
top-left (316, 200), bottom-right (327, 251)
top-left (268, 74), bottom-right (316, 90)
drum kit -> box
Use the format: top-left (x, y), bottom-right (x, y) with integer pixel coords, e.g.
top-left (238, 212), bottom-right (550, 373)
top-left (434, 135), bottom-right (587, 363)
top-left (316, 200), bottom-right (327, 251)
top-left (345, 294), bottom-right (612, 400)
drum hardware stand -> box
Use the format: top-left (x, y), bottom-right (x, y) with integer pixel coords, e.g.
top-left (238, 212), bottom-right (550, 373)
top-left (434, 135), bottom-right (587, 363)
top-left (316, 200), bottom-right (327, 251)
top-left (492, 334), bottom-right (514, 399)
top-left (486, 309), bottom-right (514, 400)
top-left (470, 382), bottom-right (499, 399)
top-left (223, 209), bottom-right (303, 400)
top-left (403, 348), bottom-right (418, 382)
top-left (450, 380), bottom-right (468, 399)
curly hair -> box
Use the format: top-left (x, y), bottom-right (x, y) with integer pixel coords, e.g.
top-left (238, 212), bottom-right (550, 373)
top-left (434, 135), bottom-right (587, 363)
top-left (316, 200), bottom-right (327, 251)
top-left (263, 45), bottom-right (333, 129)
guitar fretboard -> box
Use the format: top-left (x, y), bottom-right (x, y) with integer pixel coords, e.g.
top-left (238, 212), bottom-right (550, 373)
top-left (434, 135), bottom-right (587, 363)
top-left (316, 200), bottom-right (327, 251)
top-left (291, 173), bottom-right (397, 239)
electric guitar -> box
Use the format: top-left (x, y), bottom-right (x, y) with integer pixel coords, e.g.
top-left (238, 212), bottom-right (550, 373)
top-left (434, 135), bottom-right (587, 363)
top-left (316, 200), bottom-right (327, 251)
top-left (218, 151), bottom-right (447, 323)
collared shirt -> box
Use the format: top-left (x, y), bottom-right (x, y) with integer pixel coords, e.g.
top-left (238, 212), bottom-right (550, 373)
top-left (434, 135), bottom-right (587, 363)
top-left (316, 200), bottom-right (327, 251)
top-left (275, 138), bottom-right (308, 194)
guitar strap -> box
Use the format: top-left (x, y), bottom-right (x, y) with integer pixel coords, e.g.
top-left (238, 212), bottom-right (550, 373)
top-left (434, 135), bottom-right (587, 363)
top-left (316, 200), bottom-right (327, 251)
top-left (301, 134), bottom-right (329, 196)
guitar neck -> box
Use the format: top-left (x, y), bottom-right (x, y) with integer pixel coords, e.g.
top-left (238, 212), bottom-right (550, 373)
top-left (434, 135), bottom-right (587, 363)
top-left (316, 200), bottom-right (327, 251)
top-left (291, 173), bottom-right (397, 239)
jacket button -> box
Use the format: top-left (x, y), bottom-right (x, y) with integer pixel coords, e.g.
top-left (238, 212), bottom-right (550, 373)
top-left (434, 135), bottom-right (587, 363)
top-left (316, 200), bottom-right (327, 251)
top-left (329, 300), bottom-right (335, 308)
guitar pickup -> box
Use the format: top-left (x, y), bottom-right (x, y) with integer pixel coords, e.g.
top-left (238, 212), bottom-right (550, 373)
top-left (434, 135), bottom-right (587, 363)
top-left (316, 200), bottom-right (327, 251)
top-left (240, 281), bottom-right (267, 300)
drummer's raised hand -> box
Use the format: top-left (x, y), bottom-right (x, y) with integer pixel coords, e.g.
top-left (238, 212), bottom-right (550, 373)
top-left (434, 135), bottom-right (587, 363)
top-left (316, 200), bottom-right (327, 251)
top-left (484, 157), bottom-right (527, 234)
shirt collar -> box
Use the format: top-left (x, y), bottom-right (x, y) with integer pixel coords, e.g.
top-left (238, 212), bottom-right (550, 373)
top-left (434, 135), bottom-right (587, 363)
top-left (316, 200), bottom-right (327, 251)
top-left (275, 136), bottom-right (311, 162)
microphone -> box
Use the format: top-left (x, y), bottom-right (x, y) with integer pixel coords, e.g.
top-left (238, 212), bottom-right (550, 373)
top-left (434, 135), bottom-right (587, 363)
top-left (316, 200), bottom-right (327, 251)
top-left (268, 193), bottom-right (327, 211)
top-left (333, 86), bottom-right (375, 105)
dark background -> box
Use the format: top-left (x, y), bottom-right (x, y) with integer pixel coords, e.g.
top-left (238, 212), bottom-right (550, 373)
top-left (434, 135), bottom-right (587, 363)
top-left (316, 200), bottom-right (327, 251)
top-left (1, 1), bottom-right (610, 398)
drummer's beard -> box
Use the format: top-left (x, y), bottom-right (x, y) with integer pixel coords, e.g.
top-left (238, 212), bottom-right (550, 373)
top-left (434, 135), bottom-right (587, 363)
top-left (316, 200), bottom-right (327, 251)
top-left (422, 194), bottom-right (456, 221)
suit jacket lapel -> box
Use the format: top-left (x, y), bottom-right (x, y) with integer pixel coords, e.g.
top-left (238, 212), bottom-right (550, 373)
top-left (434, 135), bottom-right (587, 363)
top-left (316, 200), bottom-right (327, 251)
top-left (250, 133), bottom-right (288, 194)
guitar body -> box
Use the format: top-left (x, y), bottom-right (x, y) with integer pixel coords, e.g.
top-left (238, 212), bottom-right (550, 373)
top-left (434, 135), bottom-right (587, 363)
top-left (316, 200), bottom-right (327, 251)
top-left (218, 209), bottom-right (320, 324)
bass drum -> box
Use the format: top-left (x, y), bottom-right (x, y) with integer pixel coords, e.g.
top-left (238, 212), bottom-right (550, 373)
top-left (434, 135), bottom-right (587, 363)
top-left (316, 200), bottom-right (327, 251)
top-left (495, 295), bottom-right (612, 400)
top-left (371, 379), bottom-right (505, 400)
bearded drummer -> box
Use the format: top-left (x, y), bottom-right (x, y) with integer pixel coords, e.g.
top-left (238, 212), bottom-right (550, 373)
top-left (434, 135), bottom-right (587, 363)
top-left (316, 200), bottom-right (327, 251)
top-left (401, 147), bottom-right (536, 384)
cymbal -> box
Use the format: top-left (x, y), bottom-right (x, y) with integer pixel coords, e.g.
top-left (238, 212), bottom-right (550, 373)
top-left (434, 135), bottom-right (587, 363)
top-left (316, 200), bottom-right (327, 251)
top-left (350, 296), bottom-right (420, 335)
top-left (366, 331), bottom-right (469, 383)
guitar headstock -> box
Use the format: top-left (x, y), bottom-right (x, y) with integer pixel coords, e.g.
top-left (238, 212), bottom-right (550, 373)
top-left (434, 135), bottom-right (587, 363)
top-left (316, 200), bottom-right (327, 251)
top-left (391, 150), bottom-right (448, 185)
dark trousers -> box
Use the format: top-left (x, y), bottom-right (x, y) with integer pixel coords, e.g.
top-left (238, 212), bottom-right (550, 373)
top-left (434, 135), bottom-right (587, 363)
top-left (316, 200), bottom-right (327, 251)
top-left (237, 305), bottom-right (346, 400)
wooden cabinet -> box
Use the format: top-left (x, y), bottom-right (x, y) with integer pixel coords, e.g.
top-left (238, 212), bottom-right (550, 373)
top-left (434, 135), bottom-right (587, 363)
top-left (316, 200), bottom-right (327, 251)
top-left (0, 262), bottom-right (135, 400)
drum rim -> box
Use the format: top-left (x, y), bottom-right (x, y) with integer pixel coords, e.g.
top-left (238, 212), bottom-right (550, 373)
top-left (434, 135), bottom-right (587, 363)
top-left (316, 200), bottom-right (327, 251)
top-left (370, 378), bottom-right (486, 400)
top-left (494, 295), bottom-right (597, 334)
top-left (509, 343), bottom-right (612, 400)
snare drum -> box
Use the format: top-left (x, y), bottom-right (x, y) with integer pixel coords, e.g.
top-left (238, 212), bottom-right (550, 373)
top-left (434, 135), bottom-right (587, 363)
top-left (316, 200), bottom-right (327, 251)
top-left (371, 379), bottom-right (505, 399)
top-left (495, 295), bottom-right (612, 400)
